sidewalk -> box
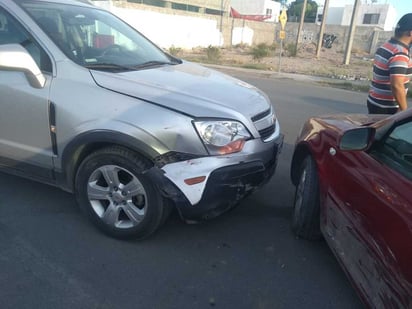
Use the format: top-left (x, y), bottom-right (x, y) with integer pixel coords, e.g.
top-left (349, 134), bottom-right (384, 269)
top-left (204, 63), bottom-right (370, 90)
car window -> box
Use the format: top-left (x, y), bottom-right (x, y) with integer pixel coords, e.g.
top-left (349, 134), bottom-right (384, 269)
top-left (18, 1), bottom-right (176, 70)
top-left (371, 120), bottom-right (412, 180)
top-left (0, 6), bottom-right (52, 73)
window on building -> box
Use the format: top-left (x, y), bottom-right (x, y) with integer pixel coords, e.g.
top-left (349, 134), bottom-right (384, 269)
top-left (266, 9), bottom-right (272, 15)
top-left (171, 3), bottom-right (200, 12)
top-left (363, 14), bottom-right (380, 25)
top-left (127, 0), bottom-right (165, 8)
top-left (144, 0), bottom-right (164, 7)
top-left (205, 8), bottom-right (221, 16)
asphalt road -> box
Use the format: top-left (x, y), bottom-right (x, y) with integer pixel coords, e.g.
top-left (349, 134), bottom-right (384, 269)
top-left (0, 71), bottom-right (367, 309)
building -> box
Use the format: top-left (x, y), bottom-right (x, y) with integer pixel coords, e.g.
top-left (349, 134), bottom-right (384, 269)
top-left (117, 0), bottom-right (230, 16)
top-left (93, 0), bottom-right (231, 48)
top-left (230, 0), bottom-right (281, 23)
top-left (316, 2), bottom-right (396, 31)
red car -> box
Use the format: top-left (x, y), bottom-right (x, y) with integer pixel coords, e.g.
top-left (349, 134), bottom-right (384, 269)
top-left (290, 110), bottom-right (412, 308)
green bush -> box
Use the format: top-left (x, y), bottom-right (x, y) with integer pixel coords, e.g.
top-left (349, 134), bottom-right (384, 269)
top-left (285, 43), bottom-right (297, 57)
top-left (233, 43), bottom-right (249, 49)
top-left (168, 46), bottom-right (182, 56)
top-left (250, 43), bottom-right (272, 61)
top-left (205, 45), bottom-right (221, 62)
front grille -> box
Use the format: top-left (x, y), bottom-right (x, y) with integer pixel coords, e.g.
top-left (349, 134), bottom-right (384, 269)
top-left (252, 107), bottom-right (276, 141)
top-left (258, 124), bottom-right (276, 140)
top-left (251, 108), bottom-right (271, 122)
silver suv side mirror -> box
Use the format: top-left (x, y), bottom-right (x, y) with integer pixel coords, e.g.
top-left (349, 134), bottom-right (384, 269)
top-left (0, 43), bottom-right (46, 89)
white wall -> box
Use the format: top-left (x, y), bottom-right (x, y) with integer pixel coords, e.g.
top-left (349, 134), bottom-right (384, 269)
top-left (231, 0), bottom-right (264, 15)
top-left (264, 0), bottom-right (281, 23)
top-left (93, 1), bottom-right (222, 49)
top-left (383, 5), bottom-right (397, 32)
top-left (232, 26), bottom-right (254, 45)
top-left (325, 7), bottom-right (344, 25)
top-left (230, 0), bottom-right (280, 22)
top-left (341, 4), bottom-right (395, 31)
top-left (316, 3), bottom-right (395, 31)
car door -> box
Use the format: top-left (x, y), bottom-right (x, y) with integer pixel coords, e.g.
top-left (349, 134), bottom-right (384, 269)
top-left (0, 6), bottom-right (54, 181)
top-left (323, 120), bottom-right (412, 308)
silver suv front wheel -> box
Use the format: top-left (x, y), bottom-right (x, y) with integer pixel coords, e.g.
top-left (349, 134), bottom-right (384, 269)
top-left (87, 164), bottom-right (147, 229)
top-left (75, 146), bottom-right (166, 239)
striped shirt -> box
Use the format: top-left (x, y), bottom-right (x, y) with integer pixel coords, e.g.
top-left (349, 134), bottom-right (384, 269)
top-left (368, 38), bottom-right (412, 109)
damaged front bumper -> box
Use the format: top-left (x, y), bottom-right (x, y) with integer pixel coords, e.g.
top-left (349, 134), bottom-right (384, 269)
top-left (146, 134), bottom-right (283, 221)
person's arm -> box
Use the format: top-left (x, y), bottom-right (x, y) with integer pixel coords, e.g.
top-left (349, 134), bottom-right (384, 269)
top-left (390, 75), bottom-right (408, 111)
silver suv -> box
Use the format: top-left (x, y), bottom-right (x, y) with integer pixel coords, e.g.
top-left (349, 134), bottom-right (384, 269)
top-left (0, 0), bottom-right (283, 238)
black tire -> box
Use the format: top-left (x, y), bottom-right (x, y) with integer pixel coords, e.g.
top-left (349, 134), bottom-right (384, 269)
top-left (292, 155), bottom-right (322, 240)
top-left (75, 146), bottom-right (165, 239)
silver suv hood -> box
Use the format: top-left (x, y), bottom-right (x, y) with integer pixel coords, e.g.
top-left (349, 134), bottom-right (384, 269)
top-left (90, 62), bottom-right (271, 119)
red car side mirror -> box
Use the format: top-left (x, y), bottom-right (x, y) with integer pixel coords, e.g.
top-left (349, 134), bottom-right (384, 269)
top-left (339, 127), bottom-right (375, 151)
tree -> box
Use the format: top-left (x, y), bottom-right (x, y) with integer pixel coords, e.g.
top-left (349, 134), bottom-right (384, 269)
top-left (288, 0), bottom-right (318, 23)
top-left (273, 0), bottom-right (288, 6)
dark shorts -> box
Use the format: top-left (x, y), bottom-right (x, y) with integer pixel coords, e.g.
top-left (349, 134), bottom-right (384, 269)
top-left (367, 100), bottom-right (397, 115)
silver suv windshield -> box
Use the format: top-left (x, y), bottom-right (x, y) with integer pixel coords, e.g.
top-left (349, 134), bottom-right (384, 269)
top-left (18, 0), bottom-right (179, 71)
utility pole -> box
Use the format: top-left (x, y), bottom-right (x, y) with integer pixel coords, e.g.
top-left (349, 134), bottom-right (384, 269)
top-left (295, 0), bottom-right (307, 52)
top-left (316, 0), bottom-right (330, 58)
top-left (343, 0), bottom-right (361, 65)
top-left (219, 0), bottom-right (224, 46)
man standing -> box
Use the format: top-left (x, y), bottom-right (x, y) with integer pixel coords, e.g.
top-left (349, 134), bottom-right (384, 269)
top-left (367, 13), bottom-right (412, 114)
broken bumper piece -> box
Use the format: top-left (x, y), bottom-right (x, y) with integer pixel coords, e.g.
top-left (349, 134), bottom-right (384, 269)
top-left (147, 134), bottom-right (283, 222)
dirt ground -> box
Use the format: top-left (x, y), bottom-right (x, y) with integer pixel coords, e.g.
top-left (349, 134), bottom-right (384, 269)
top-left (177, 43), bottom-right (373, 82)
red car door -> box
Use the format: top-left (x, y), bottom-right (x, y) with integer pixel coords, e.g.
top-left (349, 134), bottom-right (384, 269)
top-left (322, 121), bottom-right (412, 308)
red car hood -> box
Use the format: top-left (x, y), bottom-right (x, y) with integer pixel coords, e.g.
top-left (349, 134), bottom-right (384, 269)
top-left (297, 113), bottom-right (390, 147)
top-left (314, 114), bottom-right (387, 131)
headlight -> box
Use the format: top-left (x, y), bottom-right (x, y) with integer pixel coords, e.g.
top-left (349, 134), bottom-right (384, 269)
top-left (194, 120), bottom-right (251, 155)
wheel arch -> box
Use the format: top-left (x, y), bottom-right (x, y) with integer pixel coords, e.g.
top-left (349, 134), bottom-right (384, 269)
top-left (59, 130), bottom-right (161, 192)
top-left (290, 143), bottom-right (314, 186)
